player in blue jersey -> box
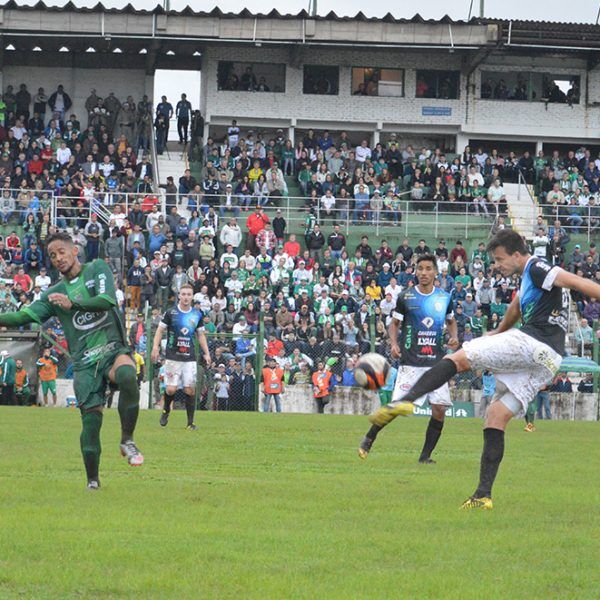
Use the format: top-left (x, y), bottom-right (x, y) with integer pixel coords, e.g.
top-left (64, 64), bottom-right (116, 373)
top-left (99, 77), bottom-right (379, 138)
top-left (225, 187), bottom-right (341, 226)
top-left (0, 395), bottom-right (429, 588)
top-left (367, 230), bottom-right (600, 509)
top-left (151, 284), bottom-right (211, 429)
top-left (358, 254), bottom-right (458, 462)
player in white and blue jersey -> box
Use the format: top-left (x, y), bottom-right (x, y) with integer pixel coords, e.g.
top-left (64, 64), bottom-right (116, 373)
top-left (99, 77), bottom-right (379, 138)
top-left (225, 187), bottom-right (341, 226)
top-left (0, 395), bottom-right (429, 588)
top-left (359, 254), bottom-right (458, 462)
top-left (367, 230), bottom-right (600, 510)
top-left (151, 283), bottom-right (211, 430)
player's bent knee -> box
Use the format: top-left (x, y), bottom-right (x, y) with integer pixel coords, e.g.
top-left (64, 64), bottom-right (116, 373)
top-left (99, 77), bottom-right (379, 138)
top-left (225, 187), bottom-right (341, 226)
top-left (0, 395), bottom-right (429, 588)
top-left (431, 405), bottom-right (447, 420)
top-left (166, 386), bottom-right (177, 396)
top-left (445, 351), bottom-right (470, 373)
top-left (114, 365), bottom-right (139, 405)
top-left (485, 395), bottom-right (517, 430)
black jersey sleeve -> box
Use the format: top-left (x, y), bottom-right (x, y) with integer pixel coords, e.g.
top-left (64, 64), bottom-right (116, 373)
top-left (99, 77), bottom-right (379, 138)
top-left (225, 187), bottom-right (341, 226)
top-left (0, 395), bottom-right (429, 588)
top-left (529, 259), bottom-right (561, 291)
top-left (392, 294), bottom-right (408, 321)
top-left (159, 309), bottom-right (172, 330)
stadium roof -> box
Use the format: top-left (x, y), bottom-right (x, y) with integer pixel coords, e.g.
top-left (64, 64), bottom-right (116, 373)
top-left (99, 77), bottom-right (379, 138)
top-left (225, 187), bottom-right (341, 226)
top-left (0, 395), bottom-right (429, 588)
top-left (0, 1), bottom-right (598, 28)
top-left (0, 2), bottom-right (599, 53)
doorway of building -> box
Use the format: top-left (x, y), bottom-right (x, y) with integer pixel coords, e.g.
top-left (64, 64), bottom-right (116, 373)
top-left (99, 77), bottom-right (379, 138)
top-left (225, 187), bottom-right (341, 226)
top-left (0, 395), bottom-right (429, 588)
top-left (154, 69), bottom-right (201, 142)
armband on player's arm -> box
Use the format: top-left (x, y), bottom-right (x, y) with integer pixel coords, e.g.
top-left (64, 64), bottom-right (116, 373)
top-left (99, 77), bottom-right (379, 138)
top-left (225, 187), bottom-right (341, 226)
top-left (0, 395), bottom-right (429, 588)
top-left (71, 295), bottom-right (115, 312)
top-left (0, 310), bottom-right (37, 327)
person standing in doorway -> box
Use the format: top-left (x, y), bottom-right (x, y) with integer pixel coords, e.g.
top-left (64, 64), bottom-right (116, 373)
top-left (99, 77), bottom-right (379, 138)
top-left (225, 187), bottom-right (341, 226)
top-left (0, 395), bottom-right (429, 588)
top-left (176, 93), bottom-right (192, 145)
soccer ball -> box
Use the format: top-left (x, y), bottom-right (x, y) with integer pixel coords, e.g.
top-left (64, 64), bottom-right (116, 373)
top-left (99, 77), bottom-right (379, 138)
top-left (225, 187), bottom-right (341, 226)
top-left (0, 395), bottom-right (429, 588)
top-left (354, 353), bottom-right (390, 390)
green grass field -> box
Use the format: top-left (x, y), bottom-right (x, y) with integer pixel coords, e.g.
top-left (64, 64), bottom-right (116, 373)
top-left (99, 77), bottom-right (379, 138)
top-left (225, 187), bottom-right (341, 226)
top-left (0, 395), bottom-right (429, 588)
top-left (1, 408), bottom-right (599, 599)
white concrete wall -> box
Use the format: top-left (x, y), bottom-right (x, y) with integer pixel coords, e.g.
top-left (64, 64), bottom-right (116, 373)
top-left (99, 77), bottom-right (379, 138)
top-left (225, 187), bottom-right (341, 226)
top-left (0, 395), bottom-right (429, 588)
top-left (262, 385), bottom-right (598, 420)
top-left (3, 66), bottom-right (148, 126)
top-left (202, 45), bottom-right (600, 145)
top-left (203, 46), bottom-right (465, 131)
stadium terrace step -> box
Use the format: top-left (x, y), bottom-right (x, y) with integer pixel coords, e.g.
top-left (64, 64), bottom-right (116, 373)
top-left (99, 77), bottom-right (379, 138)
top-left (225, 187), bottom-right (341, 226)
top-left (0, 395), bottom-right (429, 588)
top-left (503, 182), bottom-right (537, 237)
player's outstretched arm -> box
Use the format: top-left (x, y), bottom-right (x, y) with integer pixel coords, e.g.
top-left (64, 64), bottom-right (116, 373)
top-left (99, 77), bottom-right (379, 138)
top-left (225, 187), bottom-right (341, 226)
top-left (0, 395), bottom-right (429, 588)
top-left (0, 310), bottom-right (37, 327)
top-left (553, 269), bottom-right (600, 299)
top-left (493, 294), bottom-right (521, 335)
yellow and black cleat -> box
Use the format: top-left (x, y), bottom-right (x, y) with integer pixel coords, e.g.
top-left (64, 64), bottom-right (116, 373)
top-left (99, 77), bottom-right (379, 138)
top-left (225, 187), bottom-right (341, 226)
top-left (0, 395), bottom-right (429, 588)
top-left (369, 402), bottom-right (414, 427)
top-left (358, 436), bottom-right (373, 460)
top-left (460, 496), bottom-right (493, 510)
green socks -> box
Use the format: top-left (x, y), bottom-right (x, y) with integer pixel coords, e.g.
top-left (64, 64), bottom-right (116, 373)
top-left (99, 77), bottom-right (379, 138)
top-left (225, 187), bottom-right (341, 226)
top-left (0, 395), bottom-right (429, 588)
top-left (80, 410), bottom-right (103, 482)
top-left (115, 365), bottom-right (140, 443)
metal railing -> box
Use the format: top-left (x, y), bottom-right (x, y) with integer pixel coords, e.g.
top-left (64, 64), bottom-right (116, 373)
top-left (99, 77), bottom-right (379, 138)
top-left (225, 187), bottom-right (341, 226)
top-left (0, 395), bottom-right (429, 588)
top-left (524, 202), bottom-right (599, 242)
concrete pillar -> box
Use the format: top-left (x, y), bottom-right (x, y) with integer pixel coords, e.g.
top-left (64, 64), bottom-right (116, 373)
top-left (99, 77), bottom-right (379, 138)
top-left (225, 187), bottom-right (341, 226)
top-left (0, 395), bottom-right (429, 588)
top-left (372, 129), bottom-right (380, 146)
top-left (144, 75), bottom-right (154, 104)
top-left (456, 132), bottom-right (470, 154)
top-left (535, 140), bottom-right (544, 155)
top-left (288, 125), bottom-right (295, 145)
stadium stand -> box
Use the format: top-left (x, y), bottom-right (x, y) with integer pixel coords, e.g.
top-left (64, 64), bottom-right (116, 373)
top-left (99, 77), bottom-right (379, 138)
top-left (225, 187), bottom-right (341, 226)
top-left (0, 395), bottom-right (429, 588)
top-left (0, 87), bottom-right (597, 414)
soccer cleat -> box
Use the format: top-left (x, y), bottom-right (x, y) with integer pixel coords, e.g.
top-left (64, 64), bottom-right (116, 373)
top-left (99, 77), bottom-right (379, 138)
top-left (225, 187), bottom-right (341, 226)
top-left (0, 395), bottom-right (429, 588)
top-left (159, 411), bottom-right (170, 427)
top-left (524, 422), bottom-right (536, 432)
top-left (369, 402), bottom-right (414, 426)
top-left (120, 440), bottom-right (144, 466)
top-left (460, 496), bottom-right (493, 510)
top-left (419, 457), bottom-right (437, 464)
top-left (186, 424), bottom-right (198, 431)
top-left (87, 480), bottom-right (100, 490)
top-left (358, 436), bottom-right (373, 459)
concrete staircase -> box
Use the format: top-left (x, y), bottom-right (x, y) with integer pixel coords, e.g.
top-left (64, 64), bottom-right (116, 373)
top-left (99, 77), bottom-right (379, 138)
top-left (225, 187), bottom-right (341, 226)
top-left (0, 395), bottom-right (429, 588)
top-left (156, 142), bottom-right (188, 187)
top-left (503, 182), bottom-right (538, 238)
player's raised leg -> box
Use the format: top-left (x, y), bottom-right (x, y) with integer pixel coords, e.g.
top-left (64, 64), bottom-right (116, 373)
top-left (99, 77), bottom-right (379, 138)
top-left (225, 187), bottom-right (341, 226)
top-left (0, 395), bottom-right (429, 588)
top-left (108, 354), bottom-right (143, 466)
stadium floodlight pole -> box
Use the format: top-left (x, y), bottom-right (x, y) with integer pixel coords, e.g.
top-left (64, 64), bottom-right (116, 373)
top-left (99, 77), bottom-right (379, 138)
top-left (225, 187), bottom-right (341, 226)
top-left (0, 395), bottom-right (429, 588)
top-left (479, 0), bottom-right (484, 17)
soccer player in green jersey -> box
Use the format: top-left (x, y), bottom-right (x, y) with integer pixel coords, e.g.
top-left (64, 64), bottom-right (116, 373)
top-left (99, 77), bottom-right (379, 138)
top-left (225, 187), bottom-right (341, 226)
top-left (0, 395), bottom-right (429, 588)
top-left (0, 232), bottom-right (143, 489)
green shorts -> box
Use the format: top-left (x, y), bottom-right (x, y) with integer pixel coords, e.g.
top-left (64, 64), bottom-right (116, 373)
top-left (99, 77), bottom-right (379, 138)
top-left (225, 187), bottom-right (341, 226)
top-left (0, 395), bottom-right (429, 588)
top-left (41, 380), bottom-right (57, 395)
top-left (378, 390), bottom-right (392, 406)
top-left (73, 346), bottom-right (132, 411)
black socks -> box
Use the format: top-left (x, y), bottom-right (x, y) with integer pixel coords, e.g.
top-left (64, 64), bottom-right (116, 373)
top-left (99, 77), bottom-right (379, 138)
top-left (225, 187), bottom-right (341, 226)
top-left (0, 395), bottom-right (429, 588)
top-left (419, 417), bottom-right (444, 462)
top-left (184, 393), bottom-right (195, 426)
top-left (365, 424), bottom-right (382, 441)
top-left (474, 428), bottom-right (505, 499)
top-left (164, 393), bottom-right (174, 413)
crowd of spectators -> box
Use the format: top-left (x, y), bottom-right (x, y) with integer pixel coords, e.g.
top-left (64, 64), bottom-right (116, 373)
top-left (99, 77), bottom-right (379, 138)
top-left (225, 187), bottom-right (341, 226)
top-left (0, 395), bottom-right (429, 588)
top-left (0, 94), bottom-right (598, 409)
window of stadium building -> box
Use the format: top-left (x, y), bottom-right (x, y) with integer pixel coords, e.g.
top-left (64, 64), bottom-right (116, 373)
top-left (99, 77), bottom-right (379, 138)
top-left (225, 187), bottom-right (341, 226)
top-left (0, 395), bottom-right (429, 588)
top-left (480, 72), bottom-right (580, 104)
top-left (351, 67), bottom-right (404, 97)
top-left (415, 70), bottom-right (460, 99)
top-left (303, 65), bottom-right (339, 95)
top-left (217, 61), bottom-right (286, 93)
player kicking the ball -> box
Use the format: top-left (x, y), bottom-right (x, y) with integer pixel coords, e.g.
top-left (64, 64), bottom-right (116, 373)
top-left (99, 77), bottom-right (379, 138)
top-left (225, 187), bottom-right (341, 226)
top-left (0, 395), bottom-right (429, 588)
top-left (151, 284), bottom-right (211, 430)
top-left (364, 229), bottom-right (600, 509)
top-left (0, 232), bottom-right (143, 489)
top-left (358, 254), bottom-right (458, 462)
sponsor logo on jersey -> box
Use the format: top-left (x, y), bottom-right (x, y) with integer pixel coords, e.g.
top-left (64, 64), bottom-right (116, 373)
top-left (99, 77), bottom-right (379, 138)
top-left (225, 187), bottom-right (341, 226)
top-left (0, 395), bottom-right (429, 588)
top-left (73, 311), bottom-right (108, 331)
top-left (82, 341), bottom-right (118, 362)
top-left (421, 317), bottom-right (434, 329)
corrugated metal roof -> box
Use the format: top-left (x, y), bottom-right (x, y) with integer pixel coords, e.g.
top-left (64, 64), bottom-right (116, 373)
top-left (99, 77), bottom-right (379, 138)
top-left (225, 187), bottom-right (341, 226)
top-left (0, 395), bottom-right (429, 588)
top-left (0, 1), bottom-right (474, 23)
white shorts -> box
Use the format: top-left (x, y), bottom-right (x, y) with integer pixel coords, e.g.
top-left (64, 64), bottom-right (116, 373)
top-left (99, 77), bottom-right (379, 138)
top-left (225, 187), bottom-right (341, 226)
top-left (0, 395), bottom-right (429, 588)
top-left (392, 364), bottom-right (452, 407)
top-left (164, 360), bottom-right (197, 389)
top-left (463, 329), bottom-right (561, 416)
